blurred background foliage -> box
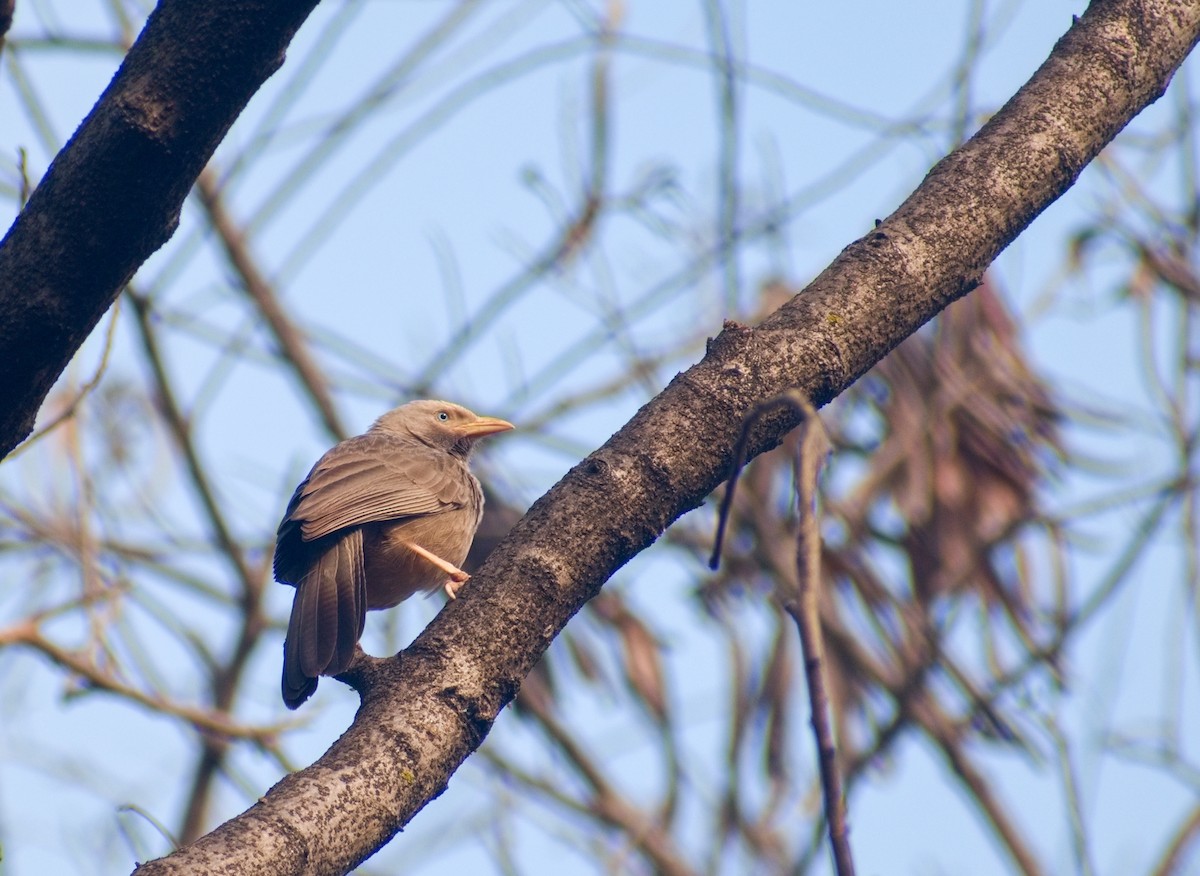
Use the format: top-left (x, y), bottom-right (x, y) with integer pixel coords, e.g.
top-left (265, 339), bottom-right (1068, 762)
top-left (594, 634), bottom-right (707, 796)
top-left (0, 1), bottom-right (1197, 874)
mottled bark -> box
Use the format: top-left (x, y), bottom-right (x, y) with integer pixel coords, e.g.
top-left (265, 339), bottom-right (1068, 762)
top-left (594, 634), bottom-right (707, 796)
top-left (0, 0), bottom-right (320, 458)
top-left (133, 1), bottom-right (1200, 874)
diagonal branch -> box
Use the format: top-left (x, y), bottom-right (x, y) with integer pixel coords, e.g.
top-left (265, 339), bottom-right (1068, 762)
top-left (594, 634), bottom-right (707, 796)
top-left (195, 169), bottom-right (347, 441)
top-left (0, 0), bottom-right (322, 459)
top-left (129, 1), bottom-right (1200, 872)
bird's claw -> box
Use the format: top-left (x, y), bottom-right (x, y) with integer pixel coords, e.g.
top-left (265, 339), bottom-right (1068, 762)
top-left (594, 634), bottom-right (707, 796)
top-left (444, 574), bottom-right (471, 600)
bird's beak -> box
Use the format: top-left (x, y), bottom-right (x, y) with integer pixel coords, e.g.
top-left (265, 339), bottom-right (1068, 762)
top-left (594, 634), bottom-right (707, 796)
top-left (455, 415), bottom-right (514, 439)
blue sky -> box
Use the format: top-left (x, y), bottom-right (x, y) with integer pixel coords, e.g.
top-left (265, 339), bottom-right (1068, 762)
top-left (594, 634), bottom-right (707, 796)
top-left (1, 1), bottom-right (1197, 873)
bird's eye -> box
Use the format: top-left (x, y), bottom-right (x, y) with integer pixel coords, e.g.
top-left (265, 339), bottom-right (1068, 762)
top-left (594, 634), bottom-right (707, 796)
top-left (437, 411), bottom-right (449, 421)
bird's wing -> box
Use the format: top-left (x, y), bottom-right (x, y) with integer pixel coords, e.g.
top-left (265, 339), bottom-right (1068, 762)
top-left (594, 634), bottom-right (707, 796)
top-left (283, 433), bottom-right (474, 542)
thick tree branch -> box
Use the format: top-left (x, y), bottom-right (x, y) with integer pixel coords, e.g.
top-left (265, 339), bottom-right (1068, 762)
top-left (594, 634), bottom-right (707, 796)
top-left (0, 0), bottom-right (13, 59)
top-left (132, 1), bottom-right (1200, 873)
top-left (0, 0), bottom-right (321, 459)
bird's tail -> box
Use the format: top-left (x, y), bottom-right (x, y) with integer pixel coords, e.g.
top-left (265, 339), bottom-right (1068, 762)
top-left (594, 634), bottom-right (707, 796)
top-left (281, 528), bottom-right (368, 709)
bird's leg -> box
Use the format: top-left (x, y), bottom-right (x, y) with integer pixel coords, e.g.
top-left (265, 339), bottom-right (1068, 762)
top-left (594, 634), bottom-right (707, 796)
top-left (399, 540), bottom-right (471, 599)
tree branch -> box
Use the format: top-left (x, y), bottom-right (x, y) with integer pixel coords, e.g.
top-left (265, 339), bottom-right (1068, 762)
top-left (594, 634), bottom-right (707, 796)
top-left (127, 1), bottom-right (1200, 872)
top-left (0, 0), bottom-right (14, 60)
top-left (195, 169), bottom-right (347, 442)
top-left (0, 0), bottom-right (321, 459)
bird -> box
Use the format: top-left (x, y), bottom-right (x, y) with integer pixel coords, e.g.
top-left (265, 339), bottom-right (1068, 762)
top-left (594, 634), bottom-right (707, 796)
top-left (273, 400), bottom-right (514, 709)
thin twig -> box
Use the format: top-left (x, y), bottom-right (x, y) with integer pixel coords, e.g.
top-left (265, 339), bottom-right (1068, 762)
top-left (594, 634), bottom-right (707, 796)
top-left (710, 391), bottom-right (854, 876)
top-left (708, 404), bottom-right (760, 570)
top-left (1151, 803), bottom-right (1200, 876)
top-left (1, 619), bottom-right (284, 741)
top-left (127, 288), bottom-right (272, 842)
top-left (513, 690), bottom-right (699, 876)
top-left (922, 697), bottom-right (1045, 876)
top-left (782, 395), bottom-right (854, 876)
top-left (702, 0), bottom-right (741, 311)
top-left (195, 169), bottom-right (346, 440)
top-left (9, 297), bottom-right (121, 460)
top-left (1043, 715), bottom-right (1095, 876)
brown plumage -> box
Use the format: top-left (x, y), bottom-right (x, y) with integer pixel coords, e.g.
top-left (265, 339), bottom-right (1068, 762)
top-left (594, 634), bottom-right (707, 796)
top-left (274, 400), bottom-right (513, 709)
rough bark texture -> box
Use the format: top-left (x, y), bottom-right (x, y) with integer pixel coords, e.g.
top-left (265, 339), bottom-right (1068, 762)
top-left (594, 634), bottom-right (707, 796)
top-left (131, 1), bottom-right (1200, 873)
top-left (0, 0), bottom-right (321, 459)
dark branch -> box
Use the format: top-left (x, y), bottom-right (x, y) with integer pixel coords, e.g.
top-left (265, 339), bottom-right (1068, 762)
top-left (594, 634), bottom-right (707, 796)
top-left (0, 0), bottom-right (321, 459)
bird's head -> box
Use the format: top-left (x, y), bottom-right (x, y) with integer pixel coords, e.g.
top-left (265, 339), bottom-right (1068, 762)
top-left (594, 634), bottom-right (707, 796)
top-left (372, 400), bottom-right (513, 458)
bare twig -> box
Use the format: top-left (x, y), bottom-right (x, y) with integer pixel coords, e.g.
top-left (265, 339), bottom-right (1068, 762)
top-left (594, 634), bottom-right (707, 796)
top-left (195, 169), bottom-right (346, 441)
top-left (9, 296), bottom-right (121, 460)
top-left (907, 689), bottom-right (1046, 876)
top-left (412, 8), bottom-right (618, 393)
top-left (1152, 804), bottom-right (1200, 876)
top-left (711, 391), bottom-right (854, 875)
top-left (780, 396), bottom-right (854, 876)
top-left (127, 288), bottom-right (272, 842)
top-left (0, 619), bottom-right (284, 741)
top-left (513, 690), bottom-right (698, 876)
top-left (707, 393), bottom-right (760, 570)
top-left (702, 0), bottom-right (741, 310)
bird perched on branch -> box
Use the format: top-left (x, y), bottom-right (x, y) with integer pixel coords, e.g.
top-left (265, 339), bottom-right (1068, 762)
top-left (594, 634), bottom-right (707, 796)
top-left (274, 400), bottom-right (514, 709)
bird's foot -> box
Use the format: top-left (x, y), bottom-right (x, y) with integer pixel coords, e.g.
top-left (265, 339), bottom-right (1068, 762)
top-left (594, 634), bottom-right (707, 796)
top-left (444, 574), bottom-right (471, 600)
